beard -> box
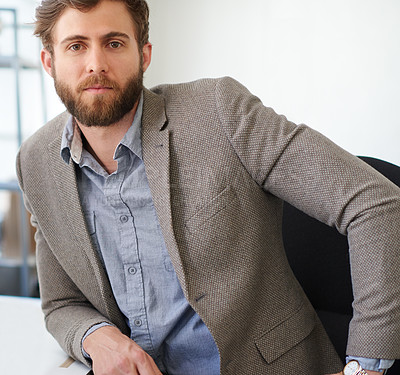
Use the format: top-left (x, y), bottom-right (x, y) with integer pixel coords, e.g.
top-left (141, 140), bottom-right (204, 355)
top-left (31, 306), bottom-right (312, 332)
top-left (53, 67), bottom-right (143, 127)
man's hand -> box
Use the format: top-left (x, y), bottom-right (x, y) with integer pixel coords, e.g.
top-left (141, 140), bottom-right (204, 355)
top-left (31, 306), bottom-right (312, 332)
top-left (83, 325), bottom-right (162, 375)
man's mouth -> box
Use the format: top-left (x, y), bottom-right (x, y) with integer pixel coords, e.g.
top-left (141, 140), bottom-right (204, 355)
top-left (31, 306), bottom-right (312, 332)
top-left (84, 84), bottom-right (113, 93)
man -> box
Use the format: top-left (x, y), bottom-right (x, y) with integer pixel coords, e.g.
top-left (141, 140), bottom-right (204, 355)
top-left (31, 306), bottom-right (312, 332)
top-left (16, 0), bottom-right (400, 374)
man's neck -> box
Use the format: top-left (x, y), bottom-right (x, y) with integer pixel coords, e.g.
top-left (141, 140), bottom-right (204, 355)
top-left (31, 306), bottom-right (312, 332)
top-left (76, 102), bottom-right (138, 174)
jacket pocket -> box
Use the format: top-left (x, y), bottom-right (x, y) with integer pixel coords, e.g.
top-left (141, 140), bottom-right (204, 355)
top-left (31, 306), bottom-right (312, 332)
top-left (255, 303), bottom-right (316, 364)
top-left (184, 185), bottom-right (237, 233)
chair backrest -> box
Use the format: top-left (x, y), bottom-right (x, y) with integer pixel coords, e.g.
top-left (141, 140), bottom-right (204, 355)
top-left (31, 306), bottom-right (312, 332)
top-left (282, 156), bottom-right (400, 367)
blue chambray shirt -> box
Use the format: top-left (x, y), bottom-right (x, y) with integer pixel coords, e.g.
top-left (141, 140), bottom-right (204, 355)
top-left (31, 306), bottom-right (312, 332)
top-left (60, 95), bottom-right (220, 374)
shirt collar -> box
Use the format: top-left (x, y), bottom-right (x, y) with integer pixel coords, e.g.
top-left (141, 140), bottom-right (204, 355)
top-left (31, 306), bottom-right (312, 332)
top-left (117, 92), bottom-right (143, 160)
top-left (60, 92), bottom-right (144, 164)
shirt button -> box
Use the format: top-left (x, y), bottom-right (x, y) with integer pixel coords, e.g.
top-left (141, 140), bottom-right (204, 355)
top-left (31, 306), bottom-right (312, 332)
top-left (120, 215), bottom-right (129, 223)
top-left (134, 319), bottom-right (142, 327)
top-left (128, 267), bottom-right (137, 275)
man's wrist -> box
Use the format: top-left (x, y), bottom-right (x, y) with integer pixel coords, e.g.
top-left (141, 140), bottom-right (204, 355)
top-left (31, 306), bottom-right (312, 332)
top-left (82, 322), bottom-right (112, 358)
top-left (346, 356), bottom-right (394, 373)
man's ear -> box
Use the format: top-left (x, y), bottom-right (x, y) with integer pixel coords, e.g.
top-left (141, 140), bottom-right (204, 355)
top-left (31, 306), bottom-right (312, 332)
top-left (41, 48), bottom-right (54, 77)
top-left (142, 42), bottom-right (152, 73)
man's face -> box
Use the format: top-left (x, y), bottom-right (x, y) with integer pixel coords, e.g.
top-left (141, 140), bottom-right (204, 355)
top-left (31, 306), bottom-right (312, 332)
top-left (41, 0), bottom-right (152, 127)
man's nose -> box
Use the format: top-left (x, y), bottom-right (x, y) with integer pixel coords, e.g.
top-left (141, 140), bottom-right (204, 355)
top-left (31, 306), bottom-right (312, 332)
top-left (86, 47), bottom-right (109, 74)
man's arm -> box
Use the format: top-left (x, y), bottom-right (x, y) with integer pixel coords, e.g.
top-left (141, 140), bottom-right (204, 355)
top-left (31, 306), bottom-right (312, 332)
top-left (33, 220), bottom-right (115, 366)
top-left (16, 150), bottom-right (118, 365)
top-left (17, 149), bottom-right (161, 374)
top-left (214, 77), bottom-right (400, 361)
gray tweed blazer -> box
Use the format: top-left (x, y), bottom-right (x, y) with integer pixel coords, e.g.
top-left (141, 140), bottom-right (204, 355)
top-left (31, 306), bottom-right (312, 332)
top-left (17, 77), bottom-right (400, 374)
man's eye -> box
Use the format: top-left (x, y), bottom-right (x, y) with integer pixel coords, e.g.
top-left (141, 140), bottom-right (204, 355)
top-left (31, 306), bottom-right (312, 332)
top-left (109, 41), bottom-right (122, 49)
top-left (69, 44), bottom-right (82, 51)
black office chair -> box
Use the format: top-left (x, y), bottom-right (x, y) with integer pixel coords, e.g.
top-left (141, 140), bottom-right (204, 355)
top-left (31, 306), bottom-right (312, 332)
top-left (282, 156), bottom-right (400, 373)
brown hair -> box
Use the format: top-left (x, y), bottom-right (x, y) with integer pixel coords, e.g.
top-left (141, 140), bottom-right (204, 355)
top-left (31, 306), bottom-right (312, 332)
top-left (34, 0), bottom-right (149, 53)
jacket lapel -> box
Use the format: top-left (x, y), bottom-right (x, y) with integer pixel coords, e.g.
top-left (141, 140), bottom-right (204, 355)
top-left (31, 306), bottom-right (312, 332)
top-left (47, 137), bottom-right (90, 256)
top-left (141, 89), bottom-right (187, 293)
top-left (46, 123), bottom-right (126, 328)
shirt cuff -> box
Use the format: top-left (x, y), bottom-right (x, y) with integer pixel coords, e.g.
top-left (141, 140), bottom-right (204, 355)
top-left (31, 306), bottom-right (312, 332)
top-left (346, 356), bottom-right (395, 372)
top-left (81, 322), bottom-right (112, 359)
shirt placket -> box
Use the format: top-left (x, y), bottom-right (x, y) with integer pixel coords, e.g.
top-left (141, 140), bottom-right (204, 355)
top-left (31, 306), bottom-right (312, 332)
top-left (103, 157), bottom-right (155, 357)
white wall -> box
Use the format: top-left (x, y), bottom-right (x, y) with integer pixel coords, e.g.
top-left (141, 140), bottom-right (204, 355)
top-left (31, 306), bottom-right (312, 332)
top-left (1, 0), bottom-right (399, 169)
top-left (145, 0), bottom-right (400, 165)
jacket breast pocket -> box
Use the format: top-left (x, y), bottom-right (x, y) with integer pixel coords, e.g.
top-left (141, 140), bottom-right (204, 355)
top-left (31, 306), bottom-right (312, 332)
top-left (184, 185), bottom-right (237, 234)
top-left (255, 303), bottom-right (316, 364)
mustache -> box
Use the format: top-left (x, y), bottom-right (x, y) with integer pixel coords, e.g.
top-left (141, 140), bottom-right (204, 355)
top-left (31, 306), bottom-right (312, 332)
top-left (77, 75), bottom-right (119, 92)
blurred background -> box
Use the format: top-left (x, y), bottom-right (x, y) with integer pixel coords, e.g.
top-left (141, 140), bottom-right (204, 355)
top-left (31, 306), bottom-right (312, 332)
top-left (0, 0), bottom-right (399, 296)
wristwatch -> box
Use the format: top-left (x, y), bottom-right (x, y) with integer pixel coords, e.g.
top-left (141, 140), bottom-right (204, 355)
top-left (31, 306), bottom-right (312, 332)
top-left (344, 360), bottom-right (369, 375)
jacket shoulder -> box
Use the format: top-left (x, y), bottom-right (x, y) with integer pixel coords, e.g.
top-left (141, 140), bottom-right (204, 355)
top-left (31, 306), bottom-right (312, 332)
top-left (149, 76), bottom-right (247, 98)
top-left (19, 111), bottom-right (69, 156)
top-left (147, 76), bottom-right (256, 119)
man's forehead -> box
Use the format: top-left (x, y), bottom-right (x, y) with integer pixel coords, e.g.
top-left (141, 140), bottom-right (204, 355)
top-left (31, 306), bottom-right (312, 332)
top-left (52, 1), bottom-right (136, 44)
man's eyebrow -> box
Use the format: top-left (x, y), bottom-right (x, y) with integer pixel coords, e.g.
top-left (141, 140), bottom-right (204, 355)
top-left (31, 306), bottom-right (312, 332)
top-left (60, 32), bottom-right (131, 45)
top-left (60, 34), bottom-right (89, 45)
top-left (102, 32), bottom-right (131, 40)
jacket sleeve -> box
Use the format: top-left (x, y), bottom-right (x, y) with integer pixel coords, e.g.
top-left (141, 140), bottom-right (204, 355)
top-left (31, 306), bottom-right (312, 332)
top-left (16, 149), bottom-right (118, 366)
top-left (214, 76), bottom-right (400, 359)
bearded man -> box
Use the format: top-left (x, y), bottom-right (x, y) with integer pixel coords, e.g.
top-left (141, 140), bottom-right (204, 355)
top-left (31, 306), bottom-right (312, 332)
top-left (16, 1), bottom-right (400, 374)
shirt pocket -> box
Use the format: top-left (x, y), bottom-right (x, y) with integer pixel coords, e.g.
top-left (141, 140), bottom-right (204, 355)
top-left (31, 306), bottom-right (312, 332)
top-left (163, 252), bottom-right (176, 272)
top-left (84, 212), bottom-right (97, 236)
top-left (84, 212), bottom-right (104, 266)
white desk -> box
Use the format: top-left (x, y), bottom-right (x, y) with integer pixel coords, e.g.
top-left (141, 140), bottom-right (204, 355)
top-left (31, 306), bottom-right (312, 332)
top-left (0, 296), bottom-right (90, 375)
